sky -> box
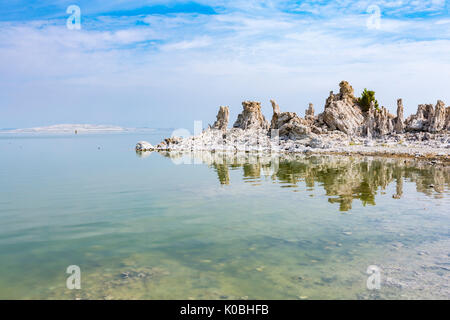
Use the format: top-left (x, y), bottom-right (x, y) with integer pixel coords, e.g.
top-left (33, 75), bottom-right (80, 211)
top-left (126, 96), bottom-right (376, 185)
top-left (0, 0), bottom-right (449, 129)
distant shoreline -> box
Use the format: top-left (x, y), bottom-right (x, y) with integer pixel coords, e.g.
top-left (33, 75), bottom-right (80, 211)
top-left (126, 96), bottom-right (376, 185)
top-left (0, 125), bottom-right (166, 134)
top-left (1, 124), bottom-right (128, 134)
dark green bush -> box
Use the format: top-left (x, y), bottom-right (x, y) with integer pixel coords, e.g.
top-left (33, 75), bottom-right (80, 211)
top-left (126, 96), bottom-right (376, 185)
top-left (358, 89), bottom-right (379, 112)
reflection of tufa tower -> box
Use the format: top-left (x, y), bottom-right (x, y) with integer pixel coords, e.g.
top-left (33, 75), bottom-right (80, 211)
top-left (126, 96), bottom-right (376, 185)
top-left (159, 151), bottom-right (448, 212)
top-left (215, 163), bottom-right (230, 185)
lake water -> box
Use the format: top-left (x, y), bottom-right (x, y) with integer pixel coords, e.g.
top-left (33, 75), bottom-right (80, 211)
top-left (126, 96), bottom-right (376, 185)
top-left (0, 131), bottom-right (449, 300)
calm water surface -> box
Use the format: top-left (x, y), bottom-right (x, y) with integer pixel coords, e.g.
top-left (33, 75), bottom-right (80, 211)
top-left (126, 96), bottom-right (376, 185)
top-left (0, 131), bottom-right (449, 299)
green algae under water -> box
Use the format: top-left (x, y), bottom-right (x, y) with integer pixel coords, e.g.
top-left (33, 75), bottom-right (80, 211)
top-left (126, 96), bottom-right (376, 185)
top-left (0, 133), bottom-right (448, 299)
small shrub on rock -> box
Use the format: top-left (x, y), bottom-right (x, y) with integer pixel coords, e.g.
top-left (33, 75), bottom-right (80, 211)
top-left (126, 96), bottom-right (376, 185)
top-left (358, 89), bottom-right (379, 112)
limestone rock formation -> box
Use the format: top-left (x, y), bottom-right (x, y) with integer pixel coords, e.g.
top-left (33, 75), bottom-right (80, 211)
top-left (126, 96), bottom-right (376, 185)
top-left (405, 100), bottom-right (448, 133)
top-left (150, 80), bottom-right (449, 156)
top-left (305, 103), bottom-right (315, 121)
top-left (337, 80), bottom-right (357, 104)
top-left (305, 103), bottom-right (321, 133)
top-left (270, 99), bottom-right (280, 130)
top-left (136, 141), bottom-right (153, 151)
top-left (364, 105), bottom-right (395, 138)
top-left (429, 100), bottom-right (446, 133)
top-left (320, 81), bottom-right (366, 135)
top-left (156, 137), bottom-right (183, 149)
top-left (405, 104), bottom-right (434, 132)
top-left (233, 101), bottom-right (269, 130)
top-left (269, 100), bottom-right (311, 139)
top-left (377, 106), bottom-right (395, 136)
top-left (274, 112), bottom-right (311, 139)
top-left (394, 99), bottom-right (404, 133)
top-left (322, 87), bottom-right (364, 135)
top-left (212, 106), bottom-right (229, 131)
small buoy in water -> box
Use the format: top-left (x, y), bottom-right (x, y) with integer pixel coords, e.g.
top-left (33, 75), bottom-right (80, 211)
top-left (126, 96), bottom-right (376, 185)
top-left (75, 130), bottom-right (78, 134)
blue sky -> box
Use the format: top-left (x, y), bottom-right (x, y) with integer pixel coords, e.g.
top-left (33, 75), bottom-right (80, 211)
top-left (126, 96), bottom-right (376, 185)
top-left (0, 0), bottom-right (449, 129)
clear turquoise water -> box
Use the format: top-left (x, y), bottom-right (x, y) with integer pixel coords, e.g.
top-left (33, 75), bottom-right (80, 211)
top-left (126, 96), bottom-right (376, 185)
top-left (0, 132), bottom-right (449, 300)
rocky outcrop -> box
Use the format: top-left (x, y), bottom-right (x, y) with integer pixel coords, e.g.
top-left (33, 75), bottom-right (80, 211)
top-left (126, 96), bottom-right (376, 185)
top-left (233, 101), bottom-right (269, 130)
top-left (273, 112), bottom-right (311, 139)
top-left (269, 100), bottom-right (311, 139)
top-left (318, 82), bottom-right (448, 137)
top-left (155, 137), bottom-right (183, 150)
top-left (305, 103), bottom-right (323, 133)
top-left (322, 86), bottom-right (364, 135)
top-left (376, 106), bottom-right (395, 136)
top-left (405, 100), bottom-right (448, 133)
top-left (364, 104), bottom-right (396, 138)
top-left (136, 141), bottom-right (153, 151)
top-left (405, 104), bottom-right (434, 132)
top-left (212, 106), bottom-right (229, 131)
top-left (394, 99), bottom-right (404, 133)
top-left (148, 81), bottom-right (449, 156)
top-left (429, 100), bottom-right (446, 133)
top-left (338, 80), bottom-right (357, 104)
top-left (404, 109), bottom-right (418, 132)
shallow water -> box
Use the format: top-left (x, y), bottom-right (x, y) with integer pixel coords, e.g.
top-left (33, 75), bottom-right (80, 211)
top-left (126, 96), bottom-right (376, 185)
top-left (0, 132), bottom-right (449, 299)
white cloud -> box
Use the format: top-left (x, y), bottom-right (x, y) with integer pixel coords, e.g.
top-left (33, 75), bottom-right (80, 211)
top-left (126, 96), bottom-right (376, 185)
top-left (0, 2), bottom-right (449, 128)
top-left (161, 36), bottom-right (212, 50)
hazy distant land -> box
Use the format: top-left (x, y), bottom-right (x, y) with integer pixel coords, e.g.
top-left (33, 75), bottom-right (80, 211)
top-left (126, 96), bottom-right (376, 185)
top-left (0, 124), bottom-right (147, 134)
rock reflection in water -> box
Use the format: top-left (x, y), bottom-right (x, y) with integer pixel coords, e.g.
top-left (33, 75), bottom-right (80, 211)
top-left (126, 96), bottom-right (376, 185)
top-left (136, 151), bottom-right (153, 159)
top-left (157, 151), bottom-right (449, 212)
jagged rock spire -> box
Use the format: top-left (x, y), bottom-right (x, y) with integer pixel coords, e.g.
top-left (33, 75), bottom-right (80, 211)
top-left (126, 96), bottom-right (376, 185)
top-left (394, 99), bottom-right (404, 133)
top-left (270, 99), bottom-right (280, 130)
top-left (322, 81), bottom-right (364, 135)
top-left (306, 103), bottom-right (314, 118)
top-left (429, 100), bottom-right (446, 133)
top-left (212, 106), bottom-right (229, 131)
top-left (339, 81), bottom-right (357, 103)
